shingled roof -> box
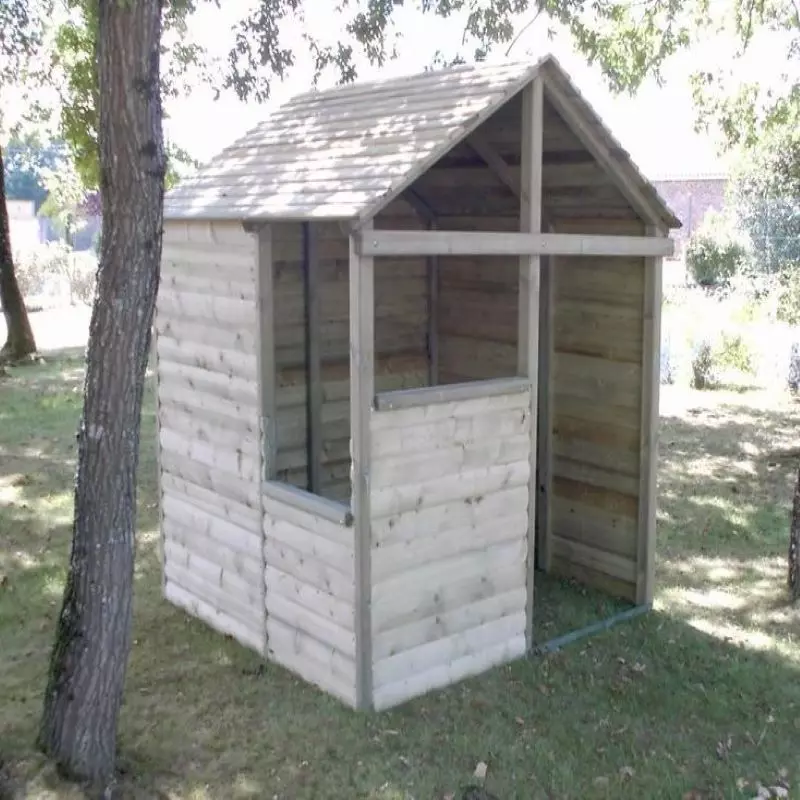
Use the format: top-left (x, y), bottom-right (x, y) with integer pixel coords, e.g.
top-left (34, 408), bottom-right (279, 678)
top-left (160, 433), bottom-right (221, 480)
top-left (164, 54), bottom-right (680, 229)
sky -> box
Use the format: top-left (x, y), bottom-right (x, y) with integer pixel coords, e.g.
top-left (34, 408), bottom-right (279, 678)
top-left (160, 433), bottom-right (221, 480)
top-left (161, 1), bottom-right (756, 181)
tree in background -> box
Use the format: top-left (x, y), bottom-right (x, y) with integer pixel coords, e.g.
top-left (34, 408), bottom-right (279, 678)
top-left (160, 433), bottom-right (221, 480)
top-left (39, 156), bottom-right (85, 247)
top-left (3, 136), bottom-right (63, 210)
top-left (731, 122), bottom-right (800, 275)
top-left (685, 210), bottom-right (750, 289)
top-left (0, 1), bottom-right (52, 361)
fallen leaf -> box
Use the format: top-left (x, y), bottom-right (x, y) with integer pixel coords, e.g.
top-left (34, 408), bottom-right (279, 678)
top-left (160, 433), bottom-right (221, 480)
top-left (593, 777), bottom-right (609, 788)
top-left (514, 716), bottom-right (525, 727)
top-left (632, 662), bottom-right (646, 673)
top-left (473, 761), bottom-right (488, 782)
top-left (398, 755), bottom-right (410, 767)
top-left (737, 778), bottom-right (749, 791)
top-left (619, 766), bottom-right (635, 781)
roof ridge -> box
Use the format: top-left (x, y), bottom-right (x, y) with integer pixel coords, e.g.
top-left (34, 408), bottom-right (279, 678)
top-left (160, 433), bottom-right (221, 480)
top-left (285, 57), bottom-right (542, 105)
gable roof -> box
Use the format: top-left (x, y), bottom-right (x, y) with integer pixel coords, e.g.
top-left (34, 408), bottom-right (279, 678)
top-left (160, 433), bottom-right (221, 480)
top-left (164, 54), bottom-right (680, 230)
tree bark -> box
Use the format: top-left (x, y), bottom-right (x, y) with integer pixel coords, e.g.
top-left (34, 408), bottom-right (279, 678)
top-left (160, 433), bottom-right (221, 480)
top-left (790, 465), bottom-right (800, 603)
top-left (38, 0), bottom-right (165, 785)
top-left (0, 145), bottom-right (37, 362)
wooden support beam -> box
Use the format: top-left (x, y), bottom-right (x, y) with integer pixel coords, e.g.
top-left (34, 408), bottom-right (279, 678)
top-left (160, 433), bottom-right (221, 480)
top-left (257, 225), bottom-right (277, 481)
top-left (262, 479), bottom-right (353, 527)
top-left (403, 188), bottom-right (437, 225)
top-left (518, 76), bottom-right (543, 653)
top-left (350, 221), bottom-right (374, 709)
top-left (256, 223), bottom-right (275, 659)
top-left (302, 222), bottom-right (322, 494)
top-left (636, 225), bottom-right (663, 606)
top-left (541, 75), bottom-right (663, 229)
top-left (426, 218), bottom-right (439, 386)
top-left (375, 376), bottom-right (530, 411)
top-left (536, 250), bottom-right (554, 574)
top-left (356, 229), bottom-right (674, 258)
top-left (150, 317), bottom-right (166, 595)
top-left (467, 130), bottom-right (521, 199)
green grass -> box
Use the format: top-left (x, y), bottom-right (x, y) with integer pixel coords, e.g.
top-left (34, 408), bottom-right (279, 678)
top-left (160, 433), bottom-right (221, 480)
top-left (1, 354), bottom-right (799, 799)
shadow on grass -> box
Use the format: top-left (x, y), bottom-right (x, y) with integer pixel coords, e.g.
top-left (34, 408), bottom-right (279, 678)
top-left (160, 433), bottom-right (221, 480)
top-left (1, 361), bottom-right (799, 799)
top-left (656, 391), bottom-right (800, 667)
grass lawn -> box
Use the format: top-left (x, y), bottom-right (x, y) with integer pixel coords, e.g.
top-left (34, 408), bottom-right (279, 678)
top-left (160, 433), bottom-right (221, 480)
top-left (1, 351), bottom-right (799, 799)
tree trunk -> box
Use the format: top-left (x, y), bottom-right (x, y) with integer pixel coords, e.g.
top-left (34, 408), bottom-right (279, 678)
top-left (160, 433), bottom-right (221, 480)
top-left (38, 0), bottom-right (165, 785)
top-left (790, 465), bottom-right (800, 603)
top-left (0, 145), bottom-right (37, 362)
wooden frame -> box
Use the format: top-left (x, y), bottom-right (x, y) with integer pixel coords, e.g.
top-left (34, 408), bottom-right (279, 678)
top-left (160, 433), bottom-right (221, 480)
top-left (262, 479), bottom-right (353, 527)
top-left (375, 376), bottom-right (530, 411)
top-left (540, 73), bottom-right (664, 230)
top-left (467, 130), bottom-right (521, 199)
top-left (426, 218), bottom-right (440, 386)
top-left (350, 221), bottom-right (375, 709)
top-left (257, 225), bottom-right (277, 481)
top-left (302, 222), bottom-right (323, 493)
top-left (636, 225), bottom-right (664, 606)
top-left (150, 320), bottom-right (167, 595)
top-left (536, 251), bottom-right (554, 574)
top-left (255, 223), bottom-right (274, 657)
top-left (518, 77), bottom-right (544, 653)
top-left (355, 230), bottom-right (674, 258)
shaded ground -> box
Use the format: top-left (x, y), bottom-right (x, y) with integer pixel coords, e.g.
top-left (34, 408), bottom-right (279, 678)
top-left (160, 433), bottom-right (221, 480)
top-left (0, 359), bottom-right (799, 799)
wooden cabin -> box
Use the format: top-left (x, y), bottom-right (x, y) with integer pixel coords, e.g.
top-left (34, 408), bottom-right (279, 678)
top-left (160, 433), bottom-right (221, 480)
top-left (154, 54), bottom-right (679, 711)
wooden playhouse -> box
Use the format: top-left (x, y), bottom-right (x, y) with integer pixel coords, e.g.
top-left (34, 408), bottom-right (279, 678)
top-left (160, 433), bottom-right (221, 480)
top-left (154, 54), bottom-right (679, 710)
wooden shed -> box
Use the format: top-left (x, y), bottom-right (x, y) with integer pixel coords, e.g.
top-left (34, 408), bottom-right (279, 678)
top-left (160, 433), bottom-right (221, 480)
top-left (154, 54), bottom-right (679, 711)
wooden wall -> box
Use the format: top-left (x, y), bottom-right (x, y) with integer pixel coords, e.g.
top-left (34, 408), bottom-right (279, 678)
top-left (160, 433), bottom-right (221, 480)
top-left (548, 220), bottom-right (645, 601)
top-left (399, 88), bottom-right (650, 602)
top-left (270, 221), bottom-right (428, 502)
top-left (156, 220), bottom-right (265, 653)
top-left (262, 491), bottom-right (357, 706)
top-left (437, 255), bottom-right (518, 383)
top-left (368, 389), bottom-right (531, 710)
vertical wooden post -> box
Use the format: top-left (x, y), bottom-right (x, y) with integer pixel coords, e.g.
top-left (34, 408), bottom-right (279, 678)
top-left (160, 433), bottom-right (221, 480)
top-left (258, 225), bottom-right (277, 482)
top-left (518, 77), bottom-right (543, 651)
top-left (150, 318), bottom-right (166, 595)
top-left (636, 225), bottom-right (663, 606)
top-left (426, 219), bottom-right (439, 386)
top-left (536, 251), bottom-right (554, 573)
top-left (303, 222), bottom-right (323, 494)
top-left (255, 223), bottom-right (275, 656)
top-left (350, 220), bottom-right (374, 709)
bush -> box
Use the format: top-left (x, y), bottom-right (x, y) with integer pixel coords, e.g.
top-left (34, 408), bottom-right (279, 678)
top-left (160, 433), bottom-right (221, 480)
top-left (13, 242), bottom-right (97, 306)
top-left (775, 267), bottom-right (800, 325)
top-left (686, 231), bottom-right (749, 288)
top-left (14, 242), bottom-right (71, 300)
top-left (788, 342), bottom-right (800, 393)
top-left (65, 252), bottom-right (97, 305)
top-left (691, 339), bottom-right (720, 389)
top-left (717, 330), bottom-right (755, 375)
